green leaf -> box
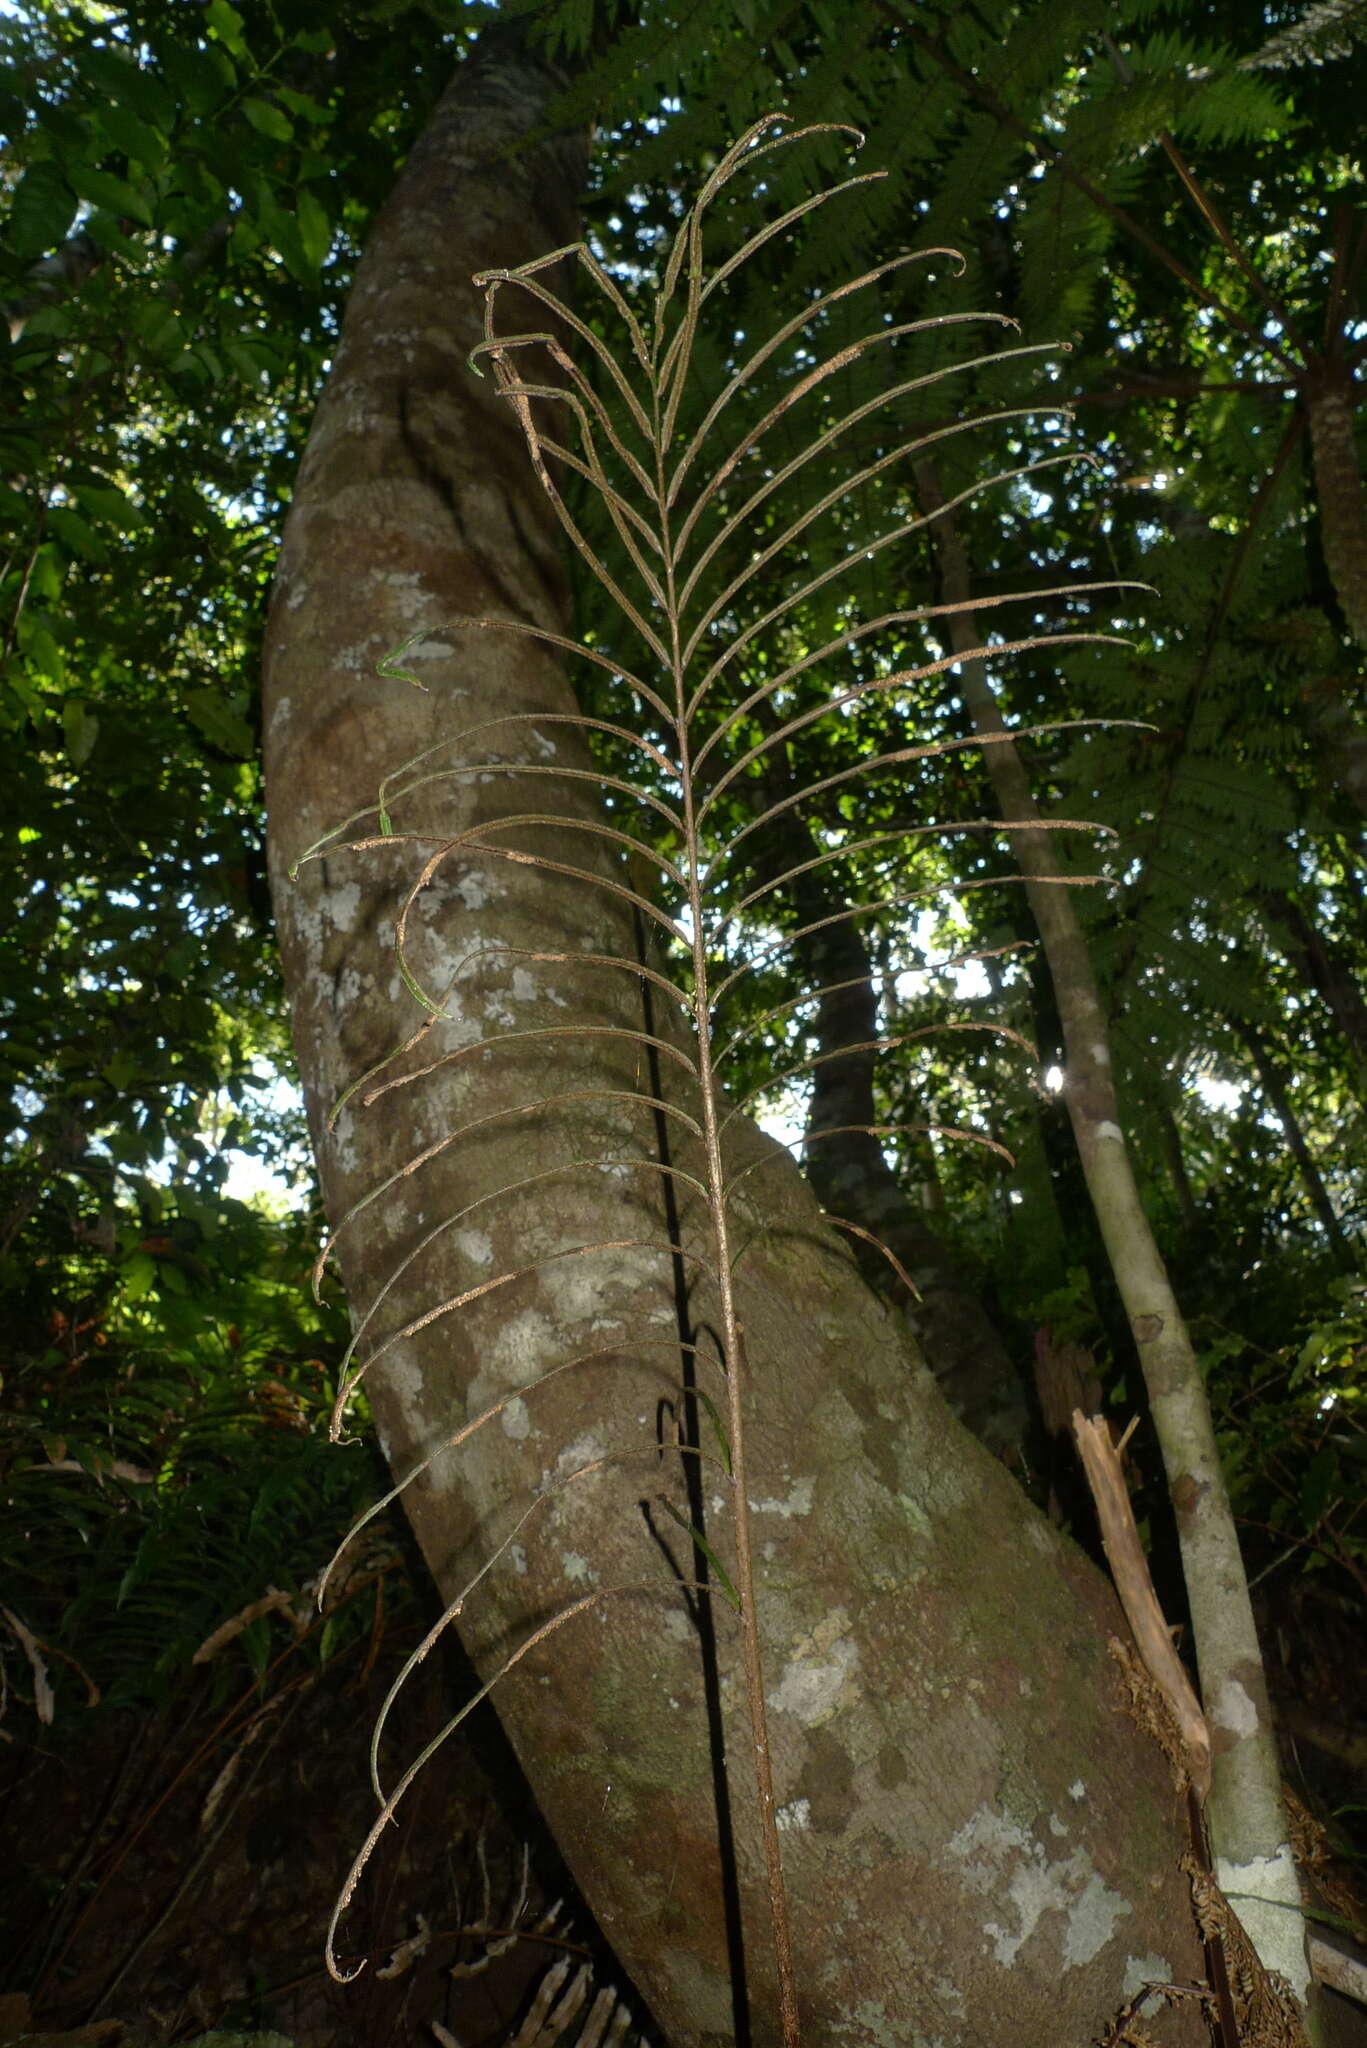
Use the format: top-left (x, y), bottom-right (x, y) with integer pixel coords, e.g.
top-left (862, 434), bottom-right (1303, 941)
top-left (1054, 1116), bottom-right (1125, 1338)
top-left (46, 507), bottom-right (108, 564)
top-left (276, 84), bottom-right (330, 126)
top-left (1299, 1446), bottom-right (1337, 1528)
top-left (62, 698), bottom-right (100, 767)
top-left (240, 1612), bottom-right (270, 1678)
top-left (295, 187), bottom-right (331, 270)
top-left (376, 630), bottom-right (430, 691)
top-left (5, 161), bottom-right (77, 263)
top-left (242, 97), bottom-right (293, 144)
top-left (74, 212), bottom-right (143, 261)
top-left (270, 216), bottom-right (312, 286)
top-left (205, 0), bottom-right (249, 56)
top-left (80, 47), bottom-right (177, 131)
top-left (159, 41), bottom-right (234, 112)
top-left (22, 623), bottom-right (64, 684)
top-left (657, 1499), bottom-right (740, 1609)
top-left (122, 1252), bottom-right (158, 1300)
top-left (222, 335), bottom-right (271, 388)
top-left (3, 666), bottom-right (45, 722)
top-left (72, 483), bottom-right (149, 534)
top-left (67, 164), bottom-right (154, 228)
top-left (103, 1050), bottom-right (140, 1091)
top-left (695, 1389), bottom-right (733, 1474)
top-left (185, 688), bottom-right (255, 758)
top-left (100, 103), bottom-right (168, 172)
top-left (133, 302), bottom-right (187, 359)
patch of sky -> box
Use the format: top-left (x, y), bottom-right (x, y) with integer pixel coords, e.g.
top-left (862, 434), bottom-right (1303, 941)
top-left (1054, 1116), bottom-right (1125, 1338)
top-left (1015, 478), bottom-right (1055, 519)
top-left (217, 1071), bottom-right (311, 1206)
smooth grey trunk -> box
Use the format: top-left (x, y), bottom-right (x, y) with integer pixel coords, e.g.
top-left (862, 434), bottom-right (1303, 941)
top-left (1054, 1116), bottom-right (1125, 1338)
top-left (262, 40), bottom-right (1208, 2045)
top-left (914, 459), bottom-right (1311, 2013)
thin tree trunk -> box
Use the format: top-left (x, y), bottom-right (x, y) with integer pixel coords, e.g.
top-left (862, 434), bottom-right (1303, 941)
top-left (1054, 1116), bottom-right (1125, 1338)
top-left (913, 457), bottom-right (1312, 2015)
top-left (263, 41), bottom-right (1207, 2043)
top-left (1254, 887), bottom-right (1367, 1077)
top-left (1304, 361), bottom-right (1367, 651)
top-left (1237, 1024), bottom-right (1353, 1266)
top-left (1154, 1097), bottom-right (1199, 1230)
top-left (742, 763), bottom-right (1029, 1457)
top-left (1302, 680), bottom-right (1367, 821)
top-left (1300, 361), bottom-right (1367, 822)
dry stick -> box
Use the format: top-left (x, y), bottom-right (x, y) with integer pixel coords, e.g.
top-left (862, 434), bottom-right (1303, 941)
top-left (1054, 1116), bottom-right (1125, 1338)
top-left (1074, 1417), bottom-right (1367, 2023)
top-left (1072, 1412), bottom-right (1242, 2048)
top-left (914, 457), bottom-right (1312, 2010)
top-left (1072, 1412), bottom-right (1211, 1795)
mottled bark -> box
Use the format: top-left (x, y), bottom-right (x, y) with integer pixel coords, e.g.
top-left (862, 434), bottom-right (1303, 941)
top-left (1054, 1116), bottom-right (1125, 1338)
top-left (263, 40), bottom-right (1206, 2045)
top-left (914, 458), bottom-right (1311, 2012)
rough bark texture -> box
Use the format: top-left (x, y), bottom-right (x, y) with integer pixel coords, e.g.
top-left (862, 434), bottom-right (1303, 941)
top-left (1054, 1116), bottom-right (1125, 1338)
top-left (262, 40), bottom-right (1207, 2045)
top-left (913, 459), bottom-right (1309, 2009)
top-left (1301, 362), bottom-right (1367, 825)
top-left (1305, 363), bottom-right (1367, 651)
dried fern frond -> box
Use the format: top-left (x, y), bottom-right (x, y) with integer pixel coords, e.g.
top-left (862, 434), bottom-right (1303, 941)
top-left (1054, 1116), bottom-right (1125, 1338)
top-left (299, 115), bottom-right (1132, 2042)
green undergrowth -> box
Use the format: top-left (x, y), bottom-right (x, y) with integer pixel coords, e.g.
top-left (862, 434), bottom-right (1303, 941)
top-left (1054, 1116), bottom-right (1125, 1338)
top-left (0, 1185), bottom-right (406, 1733)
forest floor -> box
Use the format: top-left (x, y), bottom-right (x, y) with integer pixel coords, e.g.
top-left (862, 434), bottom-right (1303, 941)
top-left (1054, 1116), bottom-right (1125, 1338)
top-left (0, 1581), bottom-right (656, 2048)
top-left (1, 1554), bottom-right (1364, 2048)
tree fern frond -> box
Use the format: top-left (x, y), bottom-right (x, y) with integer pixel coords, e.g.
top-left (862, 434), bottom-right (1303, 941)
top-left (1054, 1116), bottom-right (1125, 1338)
top-left (1238, 0), bottom-right (1367, 71)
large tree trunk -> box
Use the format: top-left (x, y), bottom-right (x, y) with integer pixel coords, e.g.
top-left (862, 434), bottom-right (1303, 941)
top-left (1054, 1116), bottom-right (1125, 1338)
top-left (261, 31), bottom-right (1205, 2045)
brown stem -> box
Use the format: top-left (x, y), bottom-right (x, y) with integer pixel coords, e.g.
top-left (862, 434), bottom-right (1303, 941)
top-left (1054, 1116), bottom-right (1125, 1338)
top-left (1236, 1025), bottom-right (1354, 1264)
top-left (1072, 1411), bottom-right (1211, 1791)
top-left (1304, 358), bottom-right (1367, 649)
top-left (1253, 888), bottom-right (1367, 1072)
top-left (1154, 1096), bottom-right (1199, 1228)
top-left (661, 367), bottom-right (800, 2040)
top-left (1149, 121), bottom-right (1308, 363)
